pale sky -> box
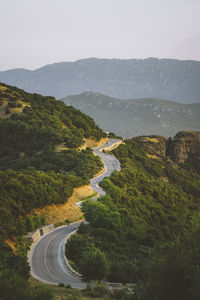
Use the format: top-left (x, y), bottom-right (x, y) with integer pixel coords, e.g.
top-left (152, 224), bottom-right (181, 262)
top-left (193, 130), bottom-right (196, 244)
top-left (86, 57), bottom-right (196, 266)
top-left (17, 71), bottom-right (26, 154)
top-left (1, 0), bottom-right (200, 70)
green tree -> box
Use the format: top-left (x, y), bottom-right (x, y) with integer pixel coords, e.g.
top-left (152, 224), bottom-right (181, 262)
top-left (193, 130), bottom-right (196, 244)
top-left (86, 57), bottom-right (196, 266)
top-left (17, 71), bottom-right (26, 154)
top-left (16, 216), bottom-right (26, 236)
top-left (25, 216), bottom-right (34, 232)
top-left (80, 246), bottom-right (109, 280)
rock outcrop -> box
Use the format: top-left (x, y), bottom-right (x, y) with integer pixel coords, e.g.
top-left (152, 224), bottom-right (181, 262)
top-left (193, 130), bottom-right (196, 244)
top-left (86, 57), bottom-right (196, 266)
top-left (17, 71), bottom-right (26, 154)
top-left (168, 131), bottom-right (200, 164)
top-left (133, 131), bottom-right (200, 167)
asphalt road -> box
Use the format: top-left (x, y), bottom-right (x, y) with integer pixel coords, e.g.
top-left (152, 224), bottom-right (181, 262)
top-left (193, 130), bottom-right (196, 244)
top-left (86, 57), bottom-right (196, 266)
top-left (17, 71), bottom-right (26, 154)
top-left (90, 139), bottom-right (121, 196)
top-left (29, 222), bottom-right (86, 288)
top-left (29, 139), bottom-right (121, 287)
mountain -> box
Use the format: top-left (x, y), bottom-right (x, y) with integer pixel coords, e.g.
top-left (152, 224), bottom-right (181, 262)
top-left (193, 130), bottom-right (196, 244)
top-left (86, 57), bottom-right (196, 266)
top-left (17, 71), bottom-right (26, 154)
top-left (0, 58), bottom-right (200, 103)
top-left (62, 92), bottom-right (200, 138)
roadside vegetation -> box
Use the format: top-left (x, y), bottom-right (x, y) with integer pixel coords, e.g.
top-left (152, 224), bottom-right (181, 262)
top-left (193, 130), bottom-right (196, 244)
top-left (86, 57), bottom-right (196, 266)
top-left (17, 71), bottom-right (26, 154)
top-left (66, 139), bottom-right (200, 299)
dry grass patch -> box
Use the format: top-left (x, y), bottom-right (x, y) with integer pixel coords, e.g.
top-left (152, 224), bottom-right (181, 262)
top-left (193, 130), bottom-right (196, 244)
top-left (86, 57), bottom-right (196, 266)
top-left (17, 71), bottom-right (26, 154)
top-left (79, 137), bottom-right (108, 150)
top-left (0, 101), bottom-right (31, 119)
top-left (5, 239), bottom-right (16, 251)
top-left (33, 185), bottom-right (94, 224)
top-left (0, 86), bottom-right (7, 91)
top-left (142, 137), bottom-right (159, 143)
top-left (147, 154), bottom-right (161, 160)
top-left (55, 143), bottom-right (70, 152)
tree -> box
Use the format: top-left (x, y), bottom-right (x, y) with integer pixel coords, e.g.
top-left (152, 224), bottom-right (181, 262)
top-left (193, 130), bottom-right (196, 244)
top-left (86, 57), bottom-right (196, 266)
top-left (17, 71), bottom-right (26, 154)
top-left (16, 216), bottom-right (26, 236)
top-left (80, 246), bottom-right (109, 280)
top-left (25, 216), bottom-right (34, 232)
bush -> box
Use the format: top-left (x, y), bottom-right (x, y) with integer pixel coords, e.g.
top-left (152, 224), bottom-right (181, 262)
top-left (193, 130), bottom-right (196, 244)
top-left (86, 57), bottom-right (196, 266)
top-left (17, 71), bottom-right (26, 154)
top-left (83, 283), bottom-right (108, 297)
top-left (58, 283), bottom-right (65, 287)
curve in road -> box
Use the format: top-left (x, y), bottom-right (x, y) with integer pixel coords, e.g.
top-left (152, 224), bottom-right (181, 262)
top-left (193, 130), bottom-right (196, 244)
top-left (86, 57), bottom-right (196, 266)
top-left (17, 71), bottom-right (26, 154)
top-left (29, 139), bottom-right (121, 287)
top-left (90, 139), bottom-right (121, 197)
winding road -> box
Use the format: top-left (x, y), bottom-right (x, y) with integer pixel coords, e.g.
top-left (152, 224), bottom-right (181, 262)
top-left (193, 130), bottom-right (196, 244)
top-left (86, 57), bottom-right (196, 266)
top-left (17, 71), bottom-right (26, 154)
top-left (29, 139), bottom-right (121, 287)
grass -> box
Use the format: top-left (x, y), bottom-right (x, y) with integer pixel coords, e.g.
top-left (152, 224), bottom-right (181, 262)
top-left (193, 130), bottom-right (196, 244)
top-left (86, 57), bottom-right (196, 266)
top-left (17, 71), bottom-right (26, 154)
top-left (0, 101), bottom-right (31, 119)
top-left (81, 192), bottom-right (98, 201)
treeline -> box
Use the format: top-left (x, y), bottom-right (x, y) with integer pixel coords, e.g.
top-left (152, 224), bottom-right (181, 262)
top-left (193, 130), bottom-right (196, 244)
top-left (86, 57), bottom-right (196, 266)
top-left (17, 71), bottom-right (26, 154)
top-left (0, 82), bottom-right (106, 154)
top-left (0, 149), bottom-right (102, 237)
top-left (0, 169), bottom-right (73, 237)
top-left (66, 139), bottom-right (200, 299)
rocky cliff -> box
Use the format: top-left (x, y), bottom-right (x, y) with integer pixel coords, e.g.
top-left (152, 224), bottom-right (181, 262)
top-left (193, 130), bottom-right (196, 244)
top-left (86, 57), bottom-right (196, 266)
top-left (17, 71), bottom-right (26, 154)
top-left (168, 131), bottom-right (200, 164)
top-left (133, 131), bottom-right (200, 167)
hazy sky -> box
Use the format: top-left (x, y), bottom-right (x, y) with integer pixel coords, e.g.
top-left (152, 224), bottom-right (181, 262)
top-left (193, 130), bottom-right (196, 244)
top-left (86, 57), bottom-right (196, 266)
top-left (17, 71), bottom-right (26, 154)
top-left (1, 0), bottom-right (200, 70)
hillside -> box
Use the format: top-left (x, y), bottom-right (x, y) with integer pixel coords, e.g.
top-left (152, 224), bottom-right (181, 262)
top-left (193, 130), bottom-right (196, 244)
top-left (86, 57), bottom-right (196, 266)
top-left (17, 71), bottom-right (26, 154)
top-left (66, 131), bottom-right (200, 299)
top-left (0, 83), bottom-right (106, 298)
top-left (0, 58), bottom-right (200, 103)
top-left (0, 82), bottom-right (107, 236)
top-left (62, 92), bottom-right (200, 138)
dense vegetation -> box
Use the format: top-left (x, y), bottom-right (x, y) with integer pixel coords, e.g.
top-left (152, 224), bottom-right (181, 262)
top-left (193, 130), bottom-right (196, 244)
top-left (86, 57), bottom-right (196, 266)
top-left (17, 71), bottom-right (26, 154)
top-left (66, 138), bottom-right (200, 299)
top-left (0, 83), bottom-right (105, 236)
top-left (0, 239), bottom-right (52, 300)
top-left (0, 83), bottom-right (106, 299)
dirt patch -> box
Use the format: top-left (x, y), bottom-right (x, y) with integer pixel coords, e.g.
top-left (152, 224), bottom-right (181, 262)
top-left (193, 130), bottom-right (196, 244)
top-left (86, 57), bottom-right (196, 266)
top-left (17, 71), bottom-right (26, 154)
top-left (33, 185), bottom-right (94, 224)
top-left (79, 137), bottom-right (108, 150)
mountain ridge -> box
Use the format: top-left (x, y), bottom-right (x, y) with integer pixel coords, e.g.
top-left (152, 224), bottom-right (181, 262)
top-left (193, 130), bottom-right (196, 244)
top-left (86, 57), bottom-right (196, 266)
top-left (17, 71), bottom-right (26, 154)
top-left (1, 57), bottom-right (200, 103)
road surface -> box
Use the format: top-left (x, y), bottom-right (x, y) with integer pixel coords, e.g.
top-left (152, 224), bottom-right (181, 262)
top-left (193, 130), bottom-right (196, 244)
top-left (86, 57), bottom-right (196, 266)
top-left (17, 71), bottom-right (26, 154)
top-left (90, 139), bottom-right (121, 196)
top-left (29, 139), bottom-right (121, 287)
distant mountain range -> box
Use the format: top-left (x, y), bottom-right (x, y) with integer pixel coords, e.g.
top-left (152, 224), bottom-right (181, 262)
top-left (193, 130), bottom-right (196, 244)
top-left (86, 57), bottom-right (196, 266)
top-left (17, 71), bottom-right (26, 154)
top-left (0, 58), bottom-right (200, 103)
top-left (62, 92), bottom-right (200, 138)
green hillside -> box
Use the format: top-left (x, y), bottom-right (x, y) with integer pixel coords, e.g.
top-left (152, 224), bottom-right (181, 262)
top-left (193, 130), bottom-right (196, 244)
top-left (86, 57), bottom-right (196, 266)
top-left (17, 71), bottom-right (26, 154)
top-left (66, 135), bottom-right (200, 299)
top-left (0, 83), bottom-right (106, 299)
top-left (62, 92), bottom-right (200, 138)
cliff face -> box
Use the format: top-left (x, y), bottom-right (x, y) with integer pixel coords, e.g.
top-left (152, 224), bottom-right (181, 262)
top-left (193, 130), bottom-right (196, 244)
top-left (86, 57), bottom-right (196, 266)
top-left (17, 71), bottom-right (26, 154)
top-left (133, 131), bottom-right (200, 166)
top-left (168, 131), bottom-right (200, 164)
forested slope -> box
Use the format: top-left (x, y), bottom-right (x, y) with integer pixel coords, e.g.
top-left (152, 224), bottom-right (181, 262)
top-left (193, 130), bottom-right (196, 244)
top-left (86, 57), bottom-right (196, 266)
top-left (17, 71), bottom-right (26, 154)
top-left (66, 133), bottom-right (200, 300)
top-left (0, 83), bottom-right (106, 299)
top-left (63, 92), bottom-right (200, 138)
